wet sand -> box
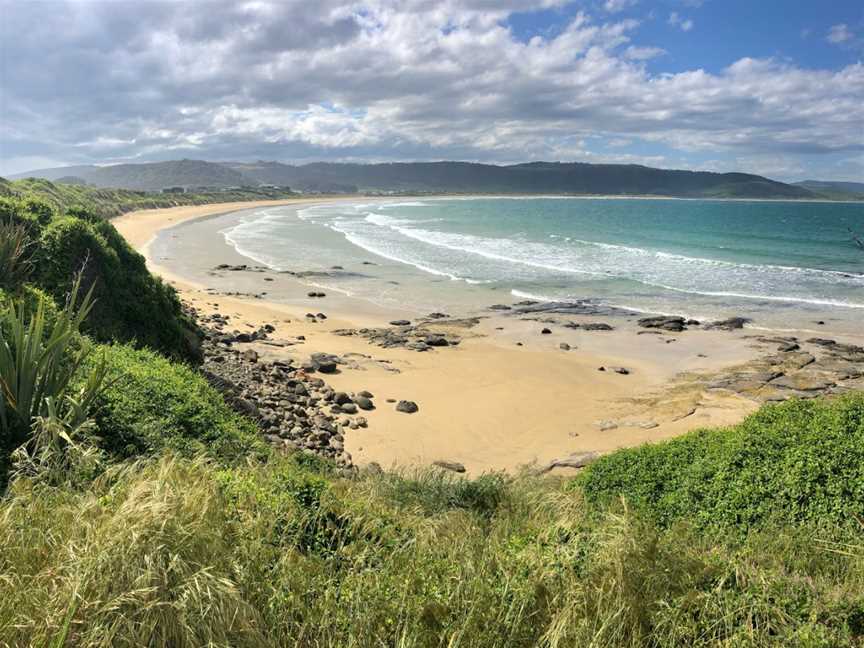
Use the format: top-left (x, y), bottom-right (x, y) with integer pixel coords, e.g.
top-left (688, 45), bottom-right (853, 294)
top-left (114, 199), bottom-right (857, 475)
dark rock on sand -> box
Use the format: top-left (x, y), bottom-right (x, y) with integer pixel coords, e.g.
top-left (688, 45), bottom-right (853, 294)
top-left (389, 319), bottom-right (412, 326)
top-left (355, 395), bottom-right (375, 411)
top-left (433, 460), bottom-right (466, 473)
top-left (539, 451), bottom-right (600, 474)
top-left (708, 316), bottom-right (750, 330)
top-left (638, 316), bottom-right (686, 332)
top-left (559, 342), bottom-right (571, 351)
top-left (396, 400), bottom-right (419, 414)
top-left (541, 328), bottom-right (552, 334)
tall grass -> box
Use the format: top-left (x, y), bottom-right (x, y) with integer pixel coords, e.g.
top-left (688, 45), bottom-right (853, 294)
top-left (1, 453), bottom-right (861, 647)
top-left (0, 222), bottom-right (32, 290)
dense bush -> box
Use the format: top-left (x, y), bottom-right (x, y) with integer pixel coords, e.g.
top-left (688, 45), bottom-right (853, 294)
top-left (34, 215), bottom-right (201, 361)
top-left (579, 394), bottom-right (864, 531)
top-left (82, 344), bottom-right (265, 462)
top-left (0, 195), bottom-right (201, 361)
top-left (1, 453), bottom-right (862, 647)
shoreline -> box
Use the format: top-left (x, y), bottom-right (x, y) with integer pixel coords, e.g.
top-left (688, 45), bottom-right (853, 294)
top-left (114, 199), bottom-right (863, 474)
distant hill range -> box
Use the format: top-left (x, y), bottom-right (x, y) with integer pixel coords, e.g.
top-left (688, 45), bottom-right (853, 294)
top-left (9, 158), bottom-right (858, 200)
top-left (792, 180), bottom-right (864, 200)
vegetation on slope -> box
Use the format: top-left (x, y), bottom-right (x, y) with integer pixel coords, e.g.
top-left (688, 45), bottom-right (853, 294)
top-left (1, 176), bottom-right (294, 219)
top-left (580, 395), bottom-right (864, 531)
top-left (1, 186), bottom-right (863, 646)
top-left (0, 429), bottom-right (862, 646)
top-left (82, 343), bottom-right (265, 462)
top-left (1, 194), bottom-right (201, 361)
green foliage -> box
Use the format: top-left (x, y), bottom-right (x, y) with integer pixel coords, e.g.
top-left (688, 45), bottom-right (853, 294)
top-left (5, 176), bottom-right (293, 219)
top-left (82, 344), bottom-right (265, 463)
top-left (578, 394), bottom-right (864, 531)
top-left (0, 279), bottom-right (103, 453)
top-left (0, 222), bottom-right (33, 290)
top-left (31, 212), bottom-right (201, 361)
top-left (1, 453), bottom-right (862, 646)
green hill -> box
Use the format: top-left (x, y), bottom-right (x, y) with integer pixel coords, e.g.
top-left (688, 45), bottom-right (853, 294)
top-left (14, 158), bottom-right (823, 199)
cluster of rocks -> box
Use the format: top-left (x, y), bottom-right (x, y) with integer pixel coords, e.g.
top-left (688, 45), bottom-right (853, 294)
top-left (187, 307), bottom-right (374, 468)
top-left (332, 319), bottom-right (465, 352)
top-left (705, 336), bottom-right (863, 402)
top-left (637, 315), bottom-right (698, 332)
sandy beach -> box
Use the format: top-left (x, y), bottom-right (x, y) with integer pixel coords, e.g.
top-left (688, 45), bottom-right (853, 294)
top-left (113, 199), bottom-right (862, 475)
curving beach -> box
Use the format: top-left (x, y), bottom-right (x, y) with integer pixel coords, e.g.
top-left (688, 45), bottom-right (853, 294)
top-left (112, 198), bottom-right (864, 475)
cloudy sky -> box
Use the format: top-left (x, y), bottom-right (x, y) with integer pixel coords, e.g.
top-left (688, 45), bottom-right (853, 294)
top-left (1, 0), bottom-right (862, 181)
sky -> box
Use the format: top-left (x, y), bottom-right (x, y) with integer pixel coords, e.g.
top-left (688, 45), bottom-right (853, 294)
top-left (0, 0), bottom-right (862, 181)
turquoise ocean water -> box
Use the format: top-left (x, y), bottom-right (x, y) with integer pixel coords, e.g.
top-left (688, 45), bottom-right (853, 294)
top-left (218, 197), bottom-right (864, 333)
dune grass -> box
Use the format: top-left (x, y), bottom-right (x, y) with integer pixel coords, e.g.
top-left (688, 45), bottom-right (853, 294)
top-left (0, 448), bottom-right (862, 647)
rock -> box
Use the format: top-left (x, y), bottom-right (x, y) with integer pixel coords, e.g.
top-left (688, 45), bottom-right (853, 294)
top-left (241, 349), bottom-right (259, 363)
top-left (233, 398), bottom-right (260, 419)
top-left (235, 332), bottom-right (253, 343)
top-left (708, 316), bottom-right (750, 330)
top-left (488, 304), bottom-right (512, 311)
top-left (541, 328), bottom-right (552, 335)
top-left (389, 319), bottom-right (412, 326)
top-left (340, 403), bottom-right (358, 414)
top-left (539, 451), bottom-right (600, 474)
top-left (612, 366), bottom-right (630, 375)
top-left (637, 316), bottom-right (686, 332)
top-left (310, 352), bottom-right (339, 374)
top-left (358, 390), bottom-right (374, 398)
top-left (581, 323), bottom-right (614, 331)
top-left (559, 342), bottom-right (571, 351)
top-left (355, 395), bottom-right (375, 411)
top-left (396, 400), bottom-right (419, 414)
top-left (769, 373), bottom-right (836, 392)
top-left (595, 420), bottom-right (618, 431)
top-left (333, 391), bottom-right (352, 405)
top-left (777, 342), bottom-right (800, 352)
top-left (425, 335), bottom-right (449, 347)
top-left (433, 460), bottom-right (466, 473)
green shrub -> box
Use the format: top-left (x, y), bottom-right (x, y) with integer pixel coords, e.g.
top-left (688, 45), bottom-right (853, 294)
top-left (2, 453), bottom-right (862, 647)
top-left (34, 214), bottom-right (201, 361)
top-left (82, 344), bottom-right (266, 462)
top-left (578, 394), bottom-right (864, 531)
top-left (0, 279), bottom-right (106, 482)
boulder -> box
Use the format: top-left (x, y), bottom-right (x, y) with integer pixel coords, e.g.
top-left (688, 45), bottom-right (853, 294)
top-left (539, 451), bottom-right (600, 474)
top-left (396, 400), bottom-right (419, 414)
top-left (637, 316), bottom-right (686, 332)
top-left (355, 395), bottom-right (375, 411)
top-left (433, 460), bottom-right (466, 473)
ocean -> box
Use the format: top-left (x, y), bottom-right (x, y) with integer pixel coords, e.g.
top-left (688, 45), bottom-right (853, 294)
top-left (203, 197), bottom-right (863, 333)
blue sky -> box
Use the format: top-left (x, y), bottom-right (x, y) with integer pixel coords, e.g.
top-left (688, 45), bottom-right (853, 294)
top-left (1, 0), bottom-right (862, 181)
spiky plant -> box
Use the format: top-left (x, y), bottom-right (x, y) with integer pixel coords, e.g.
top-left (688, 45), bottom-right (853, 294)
top-left (0, 222), bottom-right (33, 291)
top-left (0, 274), bottom-right (106, 456)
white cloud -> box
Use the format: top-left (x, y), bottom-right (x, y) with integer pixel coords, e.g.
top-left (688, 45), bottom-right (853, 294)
top-left (0, 0), bottom-right (861, 180)
top-left (603, 0), bottom-right (638, 13)
top-left (668, 12), bottom-right (694, 32)
top-left (624, 45), bottom-right (665, 60)
top-left (827, 23), bottom-right (853, 44)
